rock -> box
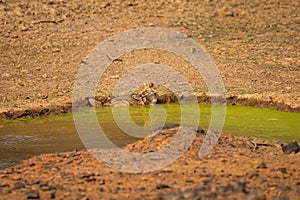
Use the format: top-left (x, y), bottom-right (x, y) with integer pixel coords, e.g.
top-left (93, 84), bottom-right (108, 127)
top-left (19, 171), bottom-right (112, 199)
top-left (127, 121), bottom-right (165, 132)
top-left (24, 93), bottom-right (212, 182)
top-left (28, 163), bottom-right (35, 167)
top-left (110, 75), bottom-right (119, 79)
top-left (257, 162), bottom-right (267, 169)
top-left (14, 181), bottom-right (25, 189)
top-left (38, 181), bottom-right (48, 187)
top-left (86, 97), bottom-right (102, 107)
top-left (39, 181), bottom-right (51, 191)
top-left (27, 190), bottom-right (40, 199)
top-left (79, 173), bottom-right (95, 179)
top-left (271, 196), bottom-right (289, 200)
top-left (155, 124), bottom-right (179, 131)
top-left (235, 182), bottom-right (247, 193)
top-left (156, 184), bottom-right (171, 189)
top-left (279, 167), bottom-right (287, 174)
top-left (282, 142), bottom-right (300, 154)
top-left (276, 186), bottom-right (291, 191)
top-left (185, 179), bottom-right (194, 184)
top-left (21, 26), bottom-right (29, 31)
top-left (110, 187), bottom-right (119, 194)
top-left (217, 184), bottom-right (234, 192)
top-left (202, 177), bottom-right (214, 185)
top-left (249, 172), bottom-right (259, 179)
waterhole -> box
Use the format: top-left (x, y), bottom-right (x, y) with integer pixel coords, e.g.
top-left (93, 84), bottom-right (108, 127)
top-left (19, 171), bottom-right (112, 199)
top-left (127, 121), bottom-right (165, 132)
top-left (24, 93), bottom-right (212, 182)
top-left (0, 104), bottom-right (299, 169)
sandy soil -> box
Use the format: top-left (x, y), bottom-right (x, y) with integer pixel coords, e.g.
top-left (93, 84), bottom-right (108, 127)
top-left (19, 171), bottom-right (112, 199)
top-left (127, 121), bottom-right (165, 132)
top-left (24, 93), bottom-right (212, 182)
top-left (0, 0), bottom-right (299, 119)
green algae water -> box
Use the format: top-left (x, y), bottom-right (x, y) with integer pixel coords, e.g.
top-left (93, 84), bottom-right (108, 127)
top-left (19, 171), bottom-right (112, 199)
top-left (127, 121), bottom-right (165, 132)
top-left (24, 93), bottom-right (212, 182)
top-left (0, 104), bottom-right (299, 168)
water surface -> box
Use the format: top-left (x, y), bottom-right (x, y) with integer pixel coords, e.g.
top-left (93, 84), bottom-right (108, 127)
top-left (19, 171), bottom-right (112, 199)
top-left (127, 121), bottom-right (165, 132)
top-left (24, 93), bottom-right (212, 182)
top-left (0, 104), bottom-right (299, 168)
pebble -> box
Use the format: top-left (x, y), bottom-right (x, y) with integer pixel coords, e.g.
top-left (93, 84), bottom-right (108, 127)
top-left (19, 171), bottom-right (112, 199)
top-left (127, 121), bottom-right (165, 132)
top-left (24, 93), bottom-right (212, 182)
top-left (14, 181), bottom-right (25, 190)
top-left (202, 177), bottom-right (214, 185)
top-left (271, 196), bottom-right (289, 200)
top-left (185, 179), bottom-right (194, 184)
top-left (279, 168), bottom-right (287, 174)
top-left (110, 75), bottom-right (119, 79)
top-left (249, 172), bottom-right (259, 179)
top-left (257, 162), bottom-right (267, 169)
top-left (282, 142), bottom-right (300, 154)
top-left (27, 190), bottom-right (40, 199)
top-left (21, 26), bottom-right (29, 31)
top-left (276, 186), bottom-right (291, 191)
top-left (156, 184), bottom-right (171, 189)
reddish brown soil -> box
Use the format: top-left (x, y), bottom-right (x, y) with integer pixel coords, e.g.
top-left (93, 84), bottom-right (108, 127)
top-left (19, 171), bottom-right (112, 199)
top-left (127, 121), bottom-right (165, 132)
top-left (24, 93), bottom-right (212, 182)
top-left (0, 0), bottom-right (299, 119)
top-left (0, 128), bottom-right (299, 200)
top-left (0, 0), bottom-right (300, 199)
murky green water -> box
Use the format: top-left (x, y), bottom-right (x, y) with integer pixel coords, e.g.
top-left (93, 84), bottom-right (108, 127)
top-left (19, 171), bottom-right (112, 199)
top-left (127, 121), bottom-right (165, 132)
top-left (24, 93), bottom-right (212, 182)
top-left (0, 104), bottom-right (299, 168)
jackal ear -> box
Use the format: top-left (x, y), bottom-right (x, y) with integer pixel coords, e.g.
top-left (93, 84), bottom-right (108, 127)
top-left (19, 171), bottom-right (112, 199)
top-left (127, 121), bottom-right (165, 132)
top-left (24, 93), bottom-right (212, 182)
top-left (149, 82), bottom-right (154, 88)
top-left (145, 82), bottom-right (150, 88)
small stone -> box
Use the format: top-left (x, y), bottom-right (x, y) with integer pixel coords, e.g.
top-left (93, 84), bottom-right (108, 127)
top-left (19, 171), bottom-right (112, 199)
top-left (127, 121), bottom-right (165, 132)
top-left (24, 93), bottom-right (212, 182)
top-left (52, 48), bottom-right (61, 53)
top-left (279, 168), bottom-right (287, 174)
top-left (79, 173), bottom-right (95, 179)
top-left (28, 163), bottom-right (35, 167)
top-left (202, 177), bottom-right (214, 185)
top-left (38, 181), bottom-right (48, 187)
top-left (257, 162), bottom-right (267, 169)
top-left (20, 26), bottom-right (28, 31)
top-left (110, 187), bottom-right (119, 194)
top-left (271, 196), bottom-right (289, 200)
top-left (185, 180), bottom-right (194, 184)
top-left (135, 187), bottom-right (146, 192)
top-left (276, 186), bottom-right (291, 191)
top-left (156, 184), bottom-right (171, 189)
top-left (217, 184), bottom-right (234, 192)
top-left (2, 73), bottom-right (11, 77)
top-left (286, 86), bottom-right (292, 90)
top-left (98, 179), bottom-right (105, 185)
top-left (68, 152), bottom-right (76, 158)
top-left (235, 182), bottom-right (247, 192)
top-left (14, 181), bottom-right (25, 189)
top-left (27, 190), bottom-right (40, 199)
top-left (40, 186), bottom-right (51, 191)
top-left (18, 82), bottom-right (25, 86)
top-left (110, 75), bottom-right (119, 79)
top-left (282, 142), bottom-right (300, 154)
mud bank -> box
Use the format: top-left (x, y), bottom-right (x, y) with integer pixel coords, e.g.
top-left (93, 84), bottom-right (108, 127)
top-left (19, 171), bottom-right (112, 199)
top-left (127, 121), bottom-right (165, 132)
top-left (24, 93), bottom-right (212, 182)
top-left (0, 127), bottom-right (299, 200)
top-left (0, 92), bottom-right (299, 120)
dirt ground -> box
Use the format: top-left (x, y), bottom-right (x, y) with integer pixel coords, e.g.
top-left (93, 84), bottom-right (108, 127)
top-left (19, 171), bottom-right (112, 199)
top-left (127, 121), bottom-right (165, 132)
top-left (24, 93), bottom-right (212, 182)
top-left (0, 0), bottom-right (300, 199)
top-left (0, 128), bottom-right (299, 200)
top-left (0, 0), bottom-right (299, 119)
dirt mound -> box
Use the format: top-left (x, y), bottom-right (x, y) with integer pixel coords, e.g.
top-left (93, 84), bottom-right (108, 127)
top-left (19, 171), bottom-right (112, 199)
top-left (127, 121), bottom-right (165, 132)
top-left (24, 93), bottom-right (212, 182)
top-left (0, 128), bottom-right (299, 199)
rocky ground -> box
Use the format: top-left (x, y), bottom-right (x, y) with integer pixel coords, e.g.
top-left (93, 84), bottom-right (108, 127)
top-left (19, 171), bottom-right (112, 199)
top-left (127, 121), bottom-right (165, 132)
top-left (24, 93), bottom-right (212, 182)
top-left (0, 128), bottom-right (299, 200)
top-left (0, 0), bottom-right (299, 119)
top-left (0, 0), bottom-right (300, 199)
